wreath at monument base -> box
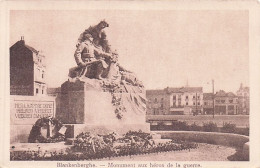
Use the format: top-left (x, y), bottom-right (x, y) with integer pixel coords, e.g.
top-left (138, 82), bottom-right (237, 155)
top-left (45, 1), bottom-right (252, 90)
top-left (28, 117), bottom-right (66, 143)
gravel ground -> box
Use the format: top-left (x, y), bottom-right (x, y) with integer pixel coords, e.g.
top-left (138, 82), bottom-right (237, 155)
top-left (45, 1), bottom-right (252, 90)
top-left (101, 143), bottom-right (236, 161)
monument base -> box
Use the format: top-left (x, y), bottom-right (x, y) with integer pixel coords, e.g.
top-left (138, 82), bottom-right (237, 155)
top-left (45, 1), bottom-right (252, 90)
top-left (11, 125), bottom-right (33, 143)
top-left (58, 79), bottom-right (149, 137)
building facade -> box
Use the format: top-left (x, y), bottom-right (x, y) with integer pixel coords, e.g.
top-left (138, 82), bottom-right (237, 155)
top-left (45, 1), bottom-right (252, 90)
top-left (10, 37), bottom-right (47, 96)
top-left (146, 90), bottom-right (168, 115)
top-left (146, 87), bottom-right (203, 115)
top-left (167, 87), bottom-right (203, 115)
top-left (236, 83), bottom-right (250, 115)
top-left (214, 90), bottom-right (238, 115)
top-left (203, 93), bottom-right (214, 115)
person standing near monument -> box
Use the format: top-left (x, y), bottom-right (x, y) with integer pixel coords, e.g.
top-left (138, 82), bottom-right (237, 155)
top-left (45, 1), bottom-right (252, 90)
top-left (74, 33), bottom-right (112, 80)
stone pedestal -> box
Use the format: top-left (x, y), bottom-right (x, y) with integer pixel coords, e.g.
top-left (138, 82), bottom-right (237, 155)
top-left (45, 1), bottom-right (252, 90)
top-left (57, 79), bottom-right (149, 136)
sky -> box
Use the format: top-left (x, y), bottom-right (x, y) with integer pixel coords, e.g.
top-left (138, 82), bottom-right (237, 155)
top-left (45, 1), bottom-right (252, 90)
top-left (10, 10), bottom-right (249, 93)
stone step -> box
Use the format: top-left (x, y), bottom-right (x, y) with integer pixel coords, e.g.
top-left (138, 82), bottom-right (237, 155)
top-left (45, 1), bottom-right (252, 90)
top-left (10, 142), bottom-right (70, 152)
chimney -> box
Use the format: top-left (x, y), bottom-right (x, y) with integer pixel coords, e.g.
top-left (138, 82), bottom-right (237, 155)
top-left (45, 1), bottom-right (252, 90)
top-left (20, 36), bottom-right (25, 45)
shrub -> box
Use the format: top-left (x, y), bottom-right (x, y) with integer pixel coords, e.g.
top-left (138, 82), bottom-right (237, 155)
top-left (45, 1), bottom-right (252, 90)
top-left (202, 122), bottom-right (218, 132)
top-left (190, 123), bottom-right (202, 131)
top-left (171, 121), bottom-right (189, 131)
top-left (152, 120), bottom-right (248, 136)
top-left (235, 127), bottom-right (249, 136)
top-left (157, 122), bottom-right (166, 130)
top-left (221, 122), bottom-right (236, 133)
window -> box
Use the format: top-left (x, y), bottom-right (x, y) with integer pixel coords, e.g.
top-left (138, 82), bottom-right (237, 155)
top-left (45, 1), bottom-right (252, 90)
top-left (229, 99), bottom-right (233, 103)
top-left (42, 90), bottom-right (44, 94)
top-left (161, 98), bottom-right (164, 102)
top-left (42, 71), bottom-right (44, 78)
top-left (186, 102), bottom-right (188, 105)
top-left (204, 102), bottom-right (207, 105)
top-left (173, 97), bottom-right (176, 104)
top-left (161, 104), bottom-right (163, 108)
top-left (36, 88), bottom-right (39, 94)
top-left (154, 98), bottom-right (157, 103)
top-left (186, 96), bottom-right (188, 99)
top-left (198, 96), bottom-right (200, 99)
top-left (37, 68), bottom-right (41, 77)
top-left (193, 96), bottom-right (195, 99)
top-left (193, 102), bottom-right (195, 105)
top-left (221, 100), bottom-right (225, 103)
top-left (198, 102), bottom-right (200, 105)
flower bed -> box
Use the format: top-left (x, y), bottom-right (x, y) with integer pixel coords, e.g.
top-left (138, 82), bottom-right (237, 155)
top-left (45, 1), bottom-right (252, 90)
top-left (10, 130), bottom-right (198, 161)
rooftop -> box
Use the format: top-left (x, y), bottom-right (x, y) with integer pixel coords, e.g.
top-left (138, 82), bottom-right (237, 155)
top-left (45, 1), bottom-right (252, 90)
top-left (146, 89), bottom-right (165, 95)
top-left (166, 87), bottom-right (203, 93)
top-left (215, 90), bottom-right (237, 97)
top-left (24, 44), bottom-right (39, 53)
top-left (203, 93), bottom-right (213, 100)
top-left (11, 38), bottom-right (39, 54)
top-left (47, 87), bottom-right (61, 95)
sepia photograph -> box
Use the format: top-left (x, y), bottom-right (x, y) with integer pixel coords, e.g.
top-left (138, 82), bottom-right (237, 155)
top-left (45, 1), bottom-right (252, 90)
top-left (1, 1), bottom-right (260, 168)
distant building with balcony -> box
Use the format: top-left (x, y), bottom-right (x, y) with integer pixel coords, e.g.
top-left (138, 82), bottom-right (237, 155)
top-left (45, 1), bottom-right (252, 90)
top-left (214, 90), bottom-right (238, 115)
top-left (166, 87), bottom-right (203, 115)
top-left (146, 87), bottom-right (203, 115)
top-left (10, 37), bottom-right (47, 96)
top-left (203, 93), bottom-right (214, 115)
top-left (236, 83), bottom-right (250, 115)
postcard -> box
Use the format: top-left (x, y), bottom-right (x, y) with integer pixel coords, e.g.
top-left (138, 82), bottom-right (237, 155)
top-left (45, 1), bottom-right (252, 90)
top-left (1, 0), bottom-right (260, 168)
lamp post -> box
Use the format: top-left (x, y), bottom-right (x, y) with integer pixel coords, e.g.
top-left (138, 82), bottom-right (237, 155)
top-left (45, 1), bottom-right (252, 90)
top-left (212, 79), bottom-right (215, 118)
top-left (196, 92), bottom-right (198, 116)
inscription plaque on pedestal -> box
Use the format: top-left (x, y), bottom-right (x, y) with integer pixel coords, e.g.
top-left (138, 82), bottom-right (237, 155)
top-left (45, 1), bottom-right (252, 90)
top-left (10, 95), bottom-right (56, 143)
top-left (11, 96), bottom-right (55, 125)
